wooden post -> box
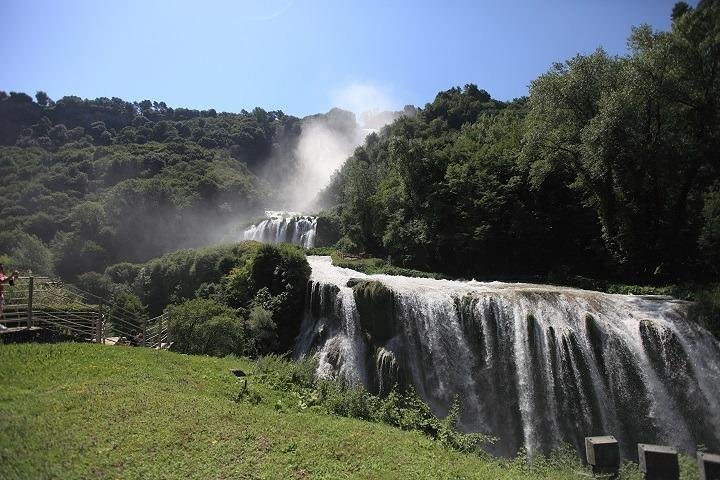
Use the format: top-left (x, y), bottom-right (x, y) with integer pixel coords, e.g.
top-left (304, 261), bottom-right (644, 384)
top-left (97, 301), bottom-right (104, 344)
top-left (142, 319), bottom-right (147, 347)
top-left (26, 276), bottom-right (34, 328)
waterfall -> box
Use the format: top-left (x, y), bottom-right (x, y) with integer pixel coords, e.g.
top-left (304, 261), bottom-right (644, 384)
top-left (242, 211), bottom-right (317, 248)
top-left (294, 256), bottom-right (720, 458)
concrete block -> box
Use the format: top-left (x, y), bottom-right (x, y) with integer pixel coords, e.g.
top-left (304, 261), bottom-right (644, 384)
top-left (699, 452), bottom-right (720, 480)
top-left (638, 444), bottom-right (679, 480)
top-left (586, 436), bottom-right (619, 467)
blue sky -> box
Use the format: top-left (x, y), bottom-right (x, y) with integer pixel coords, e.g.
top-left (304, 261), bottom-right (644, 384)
top-left (1, 0), bottom-right (689, 117)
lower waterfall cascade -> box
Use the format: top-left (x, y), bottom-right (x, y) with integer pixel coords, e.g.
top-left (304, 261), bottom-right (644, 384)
top-left (294, 256), bottom-right (720, 458)
top-left (242, 211), bottom-right (317, 248)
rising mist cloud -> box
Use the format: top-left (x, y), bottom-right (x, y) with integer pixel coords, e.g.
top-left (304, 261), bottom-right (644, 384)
top-left (330, 82), bottom-right (398, 127)
top-left (293, 119), bottom-right (360, 210)
top-left (265, 82), bottom-right (403, 212)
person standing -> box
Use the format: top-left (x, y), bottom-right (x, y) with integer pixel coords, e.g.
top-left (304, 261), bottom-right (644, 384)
top-left (0, 264), bottom-right (20, 328)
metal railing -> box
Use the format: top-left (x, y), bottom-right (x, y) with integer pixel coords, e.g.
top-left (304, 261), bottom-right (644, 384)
top-left (1, 276), bottom-right (170, 349)
top-left (144, 312), bottom-right (170, 349)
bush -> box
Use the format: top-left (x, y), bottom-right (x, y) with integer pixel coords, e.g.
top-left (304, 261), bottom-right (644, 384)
top-left (246, 306), bottom-right (278, 355)
top-left (75, 271), bottom-right (120, 299)
top-left (316, 381), bottom-right (376, 420)
top-left (135, 242), bottom-right (263, 315)
top-left (75, 272), bottom-right (147, 330)
top-left (104, 262), bottom-right (142, 285)
top-left (254, 355), bottom-right (495, 456)
top-left (0, 230), bottom-right (54, 276)
top-left (329, 249), bottom-right (443, 279)
top-left (167, 298), bottom-right (247, 356)
top-left (103, 242), bottom-right (312, 355)
top-left (221, 243), bottom-right (310, 352)
top-left (254, 354), bottom-right (318, 391)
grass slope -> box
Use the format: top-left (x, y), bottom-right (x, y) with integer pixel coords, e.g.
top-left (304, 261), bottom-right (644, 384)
top-left (0, 343), bottom-right (698, 479)
top-left (0, 343), bottom-right (557, 479)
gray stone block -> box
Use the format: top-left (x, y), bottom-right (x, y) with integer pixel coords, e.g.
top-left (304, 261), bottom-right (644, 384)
top-left (585, 436), bottom-right (620, 468)
top-left (638, 444), bottom-right (679, 480)
top-left (699, 452), bottom-right (720, 480)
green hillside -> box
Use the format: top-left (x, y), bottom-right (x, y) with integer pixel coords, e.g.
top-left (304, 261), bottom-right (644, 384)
top-left (0, 343), bottom-right (702, 480)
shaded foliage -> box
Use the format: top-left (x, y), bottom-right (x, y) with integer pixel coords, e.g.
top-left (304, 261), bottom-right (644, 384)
top-left (108, 242), bottom-right (311, 355)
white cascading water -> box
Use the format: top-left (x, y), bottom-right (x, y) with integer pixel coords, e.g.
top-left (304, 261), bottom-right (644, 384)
top-left (294, 256), bottom-right (720, 458)
top-left (242, 211), bottom-right (317, 248)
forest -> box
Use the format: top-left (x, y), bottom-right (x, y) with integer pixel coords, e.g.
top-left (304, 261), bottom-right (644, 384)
top-left (0, 91), bottom-right (361, 279)
top-left (319, 1), bottom-right (719, 286)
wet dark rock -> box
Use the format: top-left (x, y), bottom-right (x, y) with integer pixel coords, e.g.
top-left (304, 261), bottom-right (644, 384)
top-left (351, 280), bottom-right (396, 344)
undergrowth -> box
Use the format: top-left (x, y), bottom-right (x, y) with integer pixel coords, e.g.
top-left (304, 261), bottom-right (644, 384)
top-left (253, 354), bottom-right (494, 455)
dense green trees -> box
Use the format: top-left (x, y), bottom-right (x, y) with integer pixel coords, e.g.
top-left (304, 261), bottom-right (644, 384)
top-left (0, 78), bottom-right (335, 269)
top-left (0, 90), bottom-right (373, 282)
top-left (525, 2), bottom-right (720, 279)
top-left (321, 1), bottom-right (719, 284)
top-left (321, 89), bottom-right (602, 278)
top-left (0, 103), bottom-right (289, 278)
top-left (103, 242), bottom-right (310, 356)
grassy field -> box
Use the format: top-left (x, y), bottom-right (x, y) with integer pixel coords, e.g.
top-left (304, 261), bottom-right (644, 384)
top-left (0, 342), bottom-right (698, 480)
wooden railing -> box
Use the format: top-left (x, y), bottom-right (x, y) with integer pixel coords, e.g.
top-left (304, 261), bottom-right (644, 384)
top-left (1, 276), bottom-right (170, 348)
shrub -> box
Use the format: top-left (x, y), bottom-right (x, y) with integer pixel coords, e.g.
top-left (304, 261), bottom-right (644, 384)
top-left (254, 354), bottom-right (318, 391)
top-left (246, 306), bottom-right (278, 355)
top-left (316, 381), bottom-right (376, 420)
top-left (135, 242), bottom-right (262, 315)
top-left (221, 243), bottom-right (310, 352)
top-left (104, 262), bottom-right (142, 285)
top-left (167, 298), bottom-right (247, 356)
top-left (0, 230), bottom-right (54, 276)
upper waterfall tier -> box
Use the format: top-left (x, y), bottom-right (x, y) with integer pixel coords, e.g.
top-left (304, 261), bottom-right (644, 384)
top-left (295, 256), bottom-right (720, 458)
top-left (242, 211), bottom-right (317, 248)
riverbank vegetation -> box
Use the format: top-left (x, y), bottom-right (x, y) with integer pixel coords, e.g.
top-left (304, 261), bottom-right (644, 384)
top-left (104, 241), bottom-right (311, 356)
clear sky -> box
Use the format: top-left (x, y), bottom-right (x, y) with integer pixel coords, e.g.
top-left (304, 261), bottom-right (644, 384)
top-left (0, 0), bottom-right (690, 117)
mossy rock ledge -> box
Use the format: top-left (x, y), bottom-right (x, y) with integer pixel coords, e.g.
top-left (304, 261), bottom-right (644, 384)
top-left (348, 279), bottom-right (397, 344)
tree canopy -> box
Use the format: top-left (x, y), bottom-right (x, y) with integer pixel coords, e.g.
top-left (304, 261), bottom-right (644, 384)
top-left (320, 1), bottom-right (720, 283)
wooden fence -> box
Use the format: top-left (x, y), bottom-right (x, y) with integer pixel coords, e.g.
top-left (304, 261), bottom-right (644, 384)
top-left (1, 276), bottom-right (170, 348)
